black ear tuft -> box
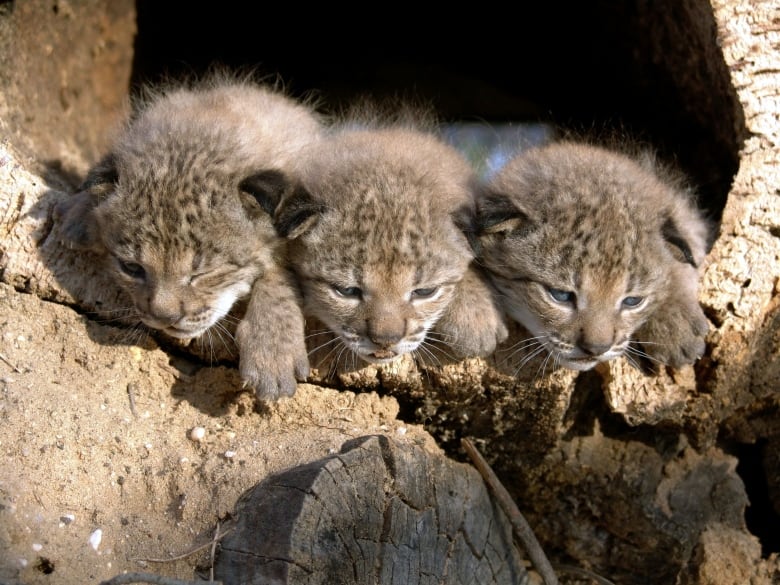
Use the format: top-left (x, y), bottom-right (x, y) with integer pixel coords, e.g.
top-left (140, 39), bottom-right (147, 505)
top-left (80, 153), bottom-right (119, 194)
top-left (661, 217), bottom-right (697, 267)
top-left (53, 191), bottom-right (102, 250)
top-left (452, 201), bottom-right (479, 252)
top-left (274, 185), bottom-right (326, 239)
top-left (239, 169), bottom-right (292, 216)
top-left (54, 154), bottom-right (119, 250)
top-left (476, 190), bottom-right (532, 236)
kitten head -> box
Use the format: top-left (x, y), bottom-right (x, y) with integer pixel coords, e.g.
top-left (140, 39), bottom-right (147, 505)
top-left (55, 78), bottom-right (323, 341)
top-left (63, 150), bottom-right (286, 340)
top-left (476, 141), bottom-right (707, 371)
top-left (255, 126), bottom-right (477, 364)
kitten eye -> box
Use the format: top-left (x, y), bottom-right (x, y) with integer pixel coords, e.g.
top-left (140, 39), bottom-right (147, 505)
top-left (548, 287), bottom-right (575, 304)
top-left (332, 284), bottom-right (362, 299)
top-left (118, 259), bottom-right (145, 279)
top-left (622, 296), bottom-right (644, 308)
top-left (188, 272), bottom-right (208, 286)
top-left (411, 287), bottom-right (439, 299)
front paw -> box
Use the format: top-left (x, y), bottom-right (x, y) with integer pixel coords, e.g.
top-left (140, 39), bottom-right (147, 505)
top-left (236, 323), bottom-right (310, 401)
top-left (634, 302), bottom-right (709, 370)
top-left (435, 303), bottom-right (509, 359)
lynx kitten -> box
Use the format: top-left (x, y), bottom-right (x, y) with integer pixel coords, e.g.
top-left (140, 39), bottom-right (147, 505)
top-left (55, 75), bottom-right (324, 400)
top-left (245, 113), bottom-right (508, 370)
top-left (475, 140), bottom-right (711, 372)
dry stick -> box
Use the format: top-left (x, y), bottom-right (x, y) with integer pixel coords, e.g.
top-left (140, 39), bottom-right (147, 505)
top-left (133, 526), bottom-right (234, 563)
top-left (461, 438), bottom-right (560, 585)
top-left (209, 521), bottom-right (220, 582)
top-left (126, 382), bottom-right (139, 418)
top-left (554, 564), bottom-right (616, 585)
top-left (0, 352), bottom-right (22, 373)
top-left (98, 573), bottom-right (221, 585)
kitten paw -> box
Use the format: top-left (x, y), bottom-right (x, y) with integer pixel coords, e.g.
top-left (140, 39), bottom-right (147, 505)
top-left (236, 321), bottom-right (310, 401)
top-left (435, 301), bottom-right (509, 358)
top-left (239, 346), bottom-right (310, 402)
top-left (634, 302), bottom-right (709, 370)
top-left (434, 267), bottom-right (509, 358)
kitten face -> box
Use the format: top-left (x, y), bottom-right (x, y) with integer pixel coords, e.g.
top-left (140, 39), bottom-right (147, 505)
top-left (93, 172), bottom-right (274, 340)
top-left (477, 140), bottom-right (709, 371)
top-left (293, 218), bottom-right (470, 363)
top-left (483, 240), bottom-right (666, 370)
top-left (275, 126), bottom-right (476, 365)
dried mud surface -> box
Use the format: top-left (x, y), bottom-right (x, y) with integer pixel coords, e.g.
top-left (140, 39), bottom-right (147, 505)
top-left (0, 282), bottom-right (435, 584)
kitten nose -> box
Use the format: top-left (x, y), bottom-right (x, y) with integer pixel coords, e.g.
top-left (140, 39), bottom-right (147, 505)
top-left (368, 331), bottom-right (403, 348)
top-left (148, 293), bottom-right (182, 325)
top-left (579, 341), bottom-right (612, 356)
top-left (148, 309), bottom-right (181, 324)
top-left (367, 320), bottom-right (404, 348)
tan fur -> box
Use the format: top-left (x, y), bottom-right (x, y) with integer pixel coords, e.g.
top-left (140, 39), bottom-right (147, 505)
top-left (273, 114), bottom-right (507, 370)
top-left (54, 73), bottom-right (325, 399)
top-left (476, 140), bottom-right (711, 372)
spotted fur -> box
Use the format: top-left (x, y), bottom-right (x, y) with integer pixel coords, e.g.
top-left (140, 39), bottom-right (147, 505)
top-left (269, 117), bottom-right (507, 369)
top-left (475, 140), bottom-right (711, 372)
top-left (55, 74), bottom-right (324, 399)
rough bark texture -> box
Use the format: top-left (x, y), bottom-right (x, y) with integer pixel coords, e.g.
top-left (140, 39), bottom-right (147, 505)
top-left (1, 1), bottom-right (780, 584)
top-left (215, 435), bottom-right (528, 585)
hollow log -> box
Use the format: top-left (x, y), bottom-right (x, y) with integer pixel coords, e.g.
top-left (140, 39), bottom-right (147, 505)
top-left (1, 1), bottom-right (779, 584)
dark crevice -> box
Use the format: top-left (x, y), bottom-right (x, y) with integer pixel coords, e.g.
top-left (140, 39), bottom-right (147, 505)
top-left (131, 1), bottom-right (740, 229)
top-left (734, 439), bottom-right (780, 557)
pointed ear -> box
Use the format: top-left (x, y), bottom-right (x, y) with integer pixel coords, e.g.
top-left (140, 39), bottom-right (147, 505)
top-left (54, 154), bottom-right (118, 250)
top-left (476, 190), bottom-right (532, 236)
top-left (80, 153), bottom-right (119, 196)
top-left (451, 201), bottom-right (479, 252)
top-left (238, 169), bottom-right (292, 216)
top-left (53, 191), bottom-right (102, 250)
top-left (661, 216), bottom-right (697, 267)
top-left (274, 185), bottom-right (326, 239)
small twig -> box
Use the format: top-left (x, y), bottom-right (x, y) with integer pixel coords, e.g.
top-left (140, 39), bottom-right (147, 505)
top-left (209, 521), bottom-right (220, 582)
top-left (461, 438), bottom-right (560, 585)
top-left (0, 352), bottom-right (22, 373)
top-left (554, 563), bottom-right (617, 585)
top-left (126, 382), bottom-right (139, 418)
top-left (99, 573), bottom-right (221, 585)
top-left (132, 526), bottom-right (233, 563)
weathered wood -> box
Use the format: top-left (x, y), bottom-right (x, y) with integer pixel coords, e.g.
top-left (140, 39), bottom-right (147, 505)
top-left (215, 435), bottom-right (529, 585)
top-left (2, 0), bottom-right (780, 583)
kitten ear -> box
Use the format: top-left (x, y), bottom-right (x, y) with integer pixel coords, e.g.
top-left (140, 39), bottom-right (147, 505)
top-left (238, 169), bottom-right (292, 216)
top-left (53, 154), bottom-right (118, 250)
top-left (273, 186), bottom-right (326, 239)
top-left (661, 216), bottom-right (697, 267)
top-left (476, 190), bottom-right (532, 235)
top-left (452, 201), bottom-right (478, 247)
top-left (80, 153), bottom-right (119, 195)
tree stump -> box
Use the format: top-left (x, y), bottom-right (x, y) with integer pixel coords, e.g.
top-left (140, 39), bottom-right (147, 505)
top-left (215, 435), bottom-right (528, 585)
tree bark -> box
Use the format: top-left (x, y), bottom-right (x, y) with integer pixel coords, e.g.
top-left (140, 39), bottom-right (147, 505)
top-left (215, 435), bottom-right (528, 585)
top-left (1, 0), bottom-right (779, 583)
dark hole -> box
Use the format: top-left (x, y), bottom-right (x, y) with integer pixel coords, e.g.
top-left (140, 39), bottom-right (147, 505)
top-left (34, 557), bottom-right (55, 574)
top-left (735, 440), bottom-right (780, 557)
top-left (131, 1), bottom-right (739, 228)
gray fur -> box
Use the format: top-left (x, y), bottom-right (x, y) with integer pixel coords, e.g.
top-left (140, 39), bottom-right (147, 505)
top-left (276, 113), bottom-right (508, 370)
top-left (55, 74), bottom-right (325, 400)
top-left (476, 140), bottom-right (711, 372)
